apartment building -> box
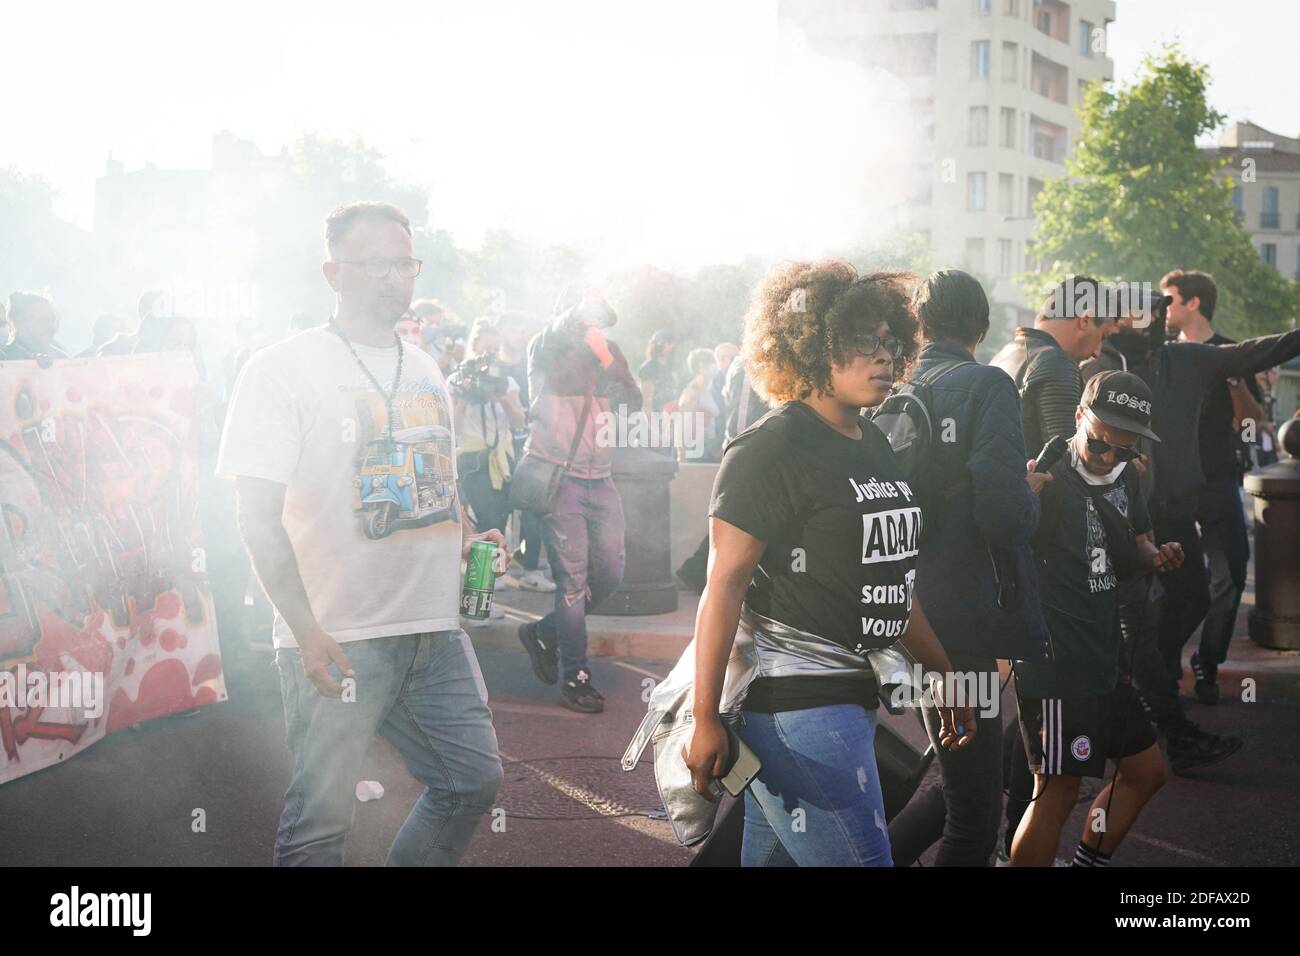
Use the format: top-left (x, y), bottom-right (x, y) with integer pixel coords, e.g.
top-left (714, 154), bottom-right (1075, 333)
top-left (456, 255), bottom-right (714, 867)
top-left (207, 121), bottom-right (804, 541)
top-left (779, 0), bottom-right (1115, 342)
top-left (1204, 121), bottom-right (1300, 283)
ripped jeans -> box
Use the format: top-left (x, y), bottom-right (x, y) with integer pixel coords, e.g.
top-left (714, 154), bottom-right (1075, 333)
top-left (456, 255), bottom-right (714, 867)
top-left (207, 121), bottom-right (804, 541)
top-left (537, 475), bottom-right (626, 682)
top-left (737, 704), bottom-right (893, 867)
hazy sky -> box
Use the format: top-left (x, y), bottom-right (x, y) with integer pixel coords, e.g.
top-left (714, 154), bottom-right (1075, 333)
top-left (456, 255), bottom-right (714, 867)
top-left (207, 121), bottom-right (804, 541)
top-left (3, 0), bottom-right (1297, 265)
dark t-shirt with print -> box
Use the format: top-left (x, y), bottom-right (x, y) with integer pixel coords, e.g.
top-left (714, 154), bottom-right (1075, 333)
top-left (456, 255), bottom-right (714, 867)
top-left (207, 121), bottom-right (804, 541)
top-left (709, 401), bottom-right (923, 711)
top-left (1015, 457), bottom-right (1151, 698)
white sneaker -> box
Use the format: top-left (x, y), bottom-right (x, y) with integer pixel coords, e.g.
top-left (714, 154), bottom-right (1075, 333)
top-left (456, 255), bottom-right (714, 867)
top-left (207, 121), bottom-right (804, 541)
top-left (518, 570), bottom-right (557, 593)
top-left (498, 574), bottom-right (521, 590)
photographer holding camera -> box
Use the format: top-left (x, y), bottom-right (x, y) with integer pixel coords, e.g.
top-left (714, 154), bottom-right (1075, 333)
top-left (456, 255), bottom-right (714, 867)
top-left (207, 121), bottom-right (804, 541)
top-left (515, 284), bottom-right (641, 713)
top-left (450, 318), bottom-right (526, 540)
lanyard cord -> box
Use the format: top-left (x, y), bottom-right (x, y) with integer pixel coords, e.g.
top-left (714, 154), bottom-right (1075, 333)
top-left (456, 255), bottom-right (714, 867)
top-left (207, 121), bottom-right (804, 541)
top-left (329, 320), bottom-right (404, 443)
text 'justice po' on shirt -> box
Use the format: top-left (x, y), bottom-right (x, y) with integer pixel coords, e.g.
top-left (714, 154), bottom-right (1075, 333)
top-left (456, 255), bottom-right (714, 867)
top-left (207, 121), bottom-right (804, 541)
top-left (709, 401), bottom-right (923, 658)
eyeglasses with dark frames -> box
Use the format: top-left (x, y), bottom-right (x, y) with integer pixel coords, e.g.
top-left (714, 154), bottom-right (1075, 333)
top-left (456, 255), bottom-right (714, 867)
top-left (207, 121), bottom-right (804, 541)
top-left (332, 257), bottom-right (423, 279)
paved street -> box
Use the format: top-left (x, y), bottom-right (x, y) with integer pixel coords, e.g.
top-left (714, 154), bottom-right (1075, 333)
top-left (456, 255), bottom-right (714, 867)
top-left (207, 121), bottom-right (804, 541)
top-left (3, 576), bottom-right (1298, 867)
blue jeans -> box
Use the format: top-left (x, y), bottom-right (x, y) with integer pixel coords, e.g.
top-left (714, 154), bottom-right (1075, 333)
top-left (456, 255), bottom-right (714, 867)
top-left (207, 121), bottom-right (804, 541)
top-left (736, 705), bottom-right (893, 867)
top-left (537, 476), bottom-right (626, 681)
top-left (273, 630), bottom-right (503, 866)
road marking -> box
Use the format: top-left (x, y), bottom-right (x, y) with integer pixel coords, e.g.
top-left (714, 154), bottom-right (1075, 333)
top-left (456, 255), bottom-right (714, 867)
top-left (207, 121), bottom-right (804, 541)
top-left (611, 660), bottom-right (665, 681)
top-left (495, 602), bottom-right (542, 623)
top-left (1125, 832), bottom-right (1223, 865)
top-left (491, 701), bottom-right (586, 720)
top-left (498, 748), bottom-right (681, 848)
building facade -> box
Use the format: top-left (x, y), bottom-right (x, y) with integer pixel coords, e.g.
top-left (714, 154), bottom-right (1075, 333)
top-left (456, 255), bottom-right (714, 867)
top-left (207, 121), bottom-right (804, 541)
top-left (1204, 121), bottom-right (1300, 284)
top-left (779, 0), bottom-right (1115, 345)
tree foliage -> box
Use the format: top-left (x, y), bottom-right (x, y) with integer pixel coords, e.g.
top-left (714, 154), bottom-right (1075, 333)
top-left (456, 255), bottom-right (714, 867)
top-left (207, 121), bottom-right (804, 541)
top-left (1024, 46), bottom-right (1299, 337)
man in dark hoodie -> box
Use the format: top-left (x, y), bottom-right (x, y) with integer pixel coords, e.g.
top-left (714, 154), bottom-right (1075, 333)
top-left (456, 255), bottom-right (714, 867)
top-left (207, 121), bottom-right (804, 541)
top-left (515, 285), bottom-right (642, 713)
top-left (886, 270), bottom-right (1052, 867)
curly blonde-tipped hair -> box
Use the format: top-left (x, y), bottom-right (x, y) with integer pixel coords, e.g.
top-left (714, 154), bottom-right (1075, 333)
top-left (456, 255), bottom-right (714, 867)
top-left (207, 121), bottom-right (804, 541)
top-left (741, 260), bottom-right (918, 405)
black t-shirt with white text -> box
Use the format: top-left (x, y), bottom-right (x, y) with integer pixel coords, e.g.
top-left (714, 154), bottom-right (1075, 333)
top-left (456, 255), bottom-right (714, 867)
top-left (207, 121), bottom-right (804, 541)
top-left (1015, 457), bottom-right (1151, 698)
top-left (709, 401), bottom-right (923, 711)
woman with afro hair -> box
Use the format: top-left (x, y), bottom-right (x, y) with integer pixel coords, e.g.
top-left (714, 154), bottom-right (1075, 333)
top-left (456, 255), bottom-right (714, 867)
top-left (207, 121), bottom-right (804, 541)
top-left (683, 260), bottom-right (975, 866)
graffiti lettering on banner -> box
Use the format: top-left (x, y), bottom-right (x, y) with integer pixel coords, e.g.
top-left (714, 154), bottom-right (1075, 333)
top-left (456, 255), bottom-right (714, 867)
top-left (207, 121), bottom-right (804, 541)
top-left (0, 354), bottom-right (226, 784)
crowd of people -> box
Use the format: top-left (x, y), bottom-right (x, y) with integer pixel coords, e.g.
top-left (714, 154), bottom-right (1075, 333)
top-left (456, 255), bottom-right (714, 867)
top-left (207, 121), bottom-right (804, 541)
top-left (3, 199), bottom-right (1297, 868)
top-left (682, 264), bottom-right (1300, 868)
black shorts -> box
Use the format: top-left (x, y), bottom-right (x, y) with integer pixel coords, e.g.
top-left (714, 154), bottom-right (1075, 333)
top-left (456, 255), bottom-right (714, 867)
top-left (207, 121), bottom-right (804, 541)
top-left (1016, 682), bottom-right (1157, 778)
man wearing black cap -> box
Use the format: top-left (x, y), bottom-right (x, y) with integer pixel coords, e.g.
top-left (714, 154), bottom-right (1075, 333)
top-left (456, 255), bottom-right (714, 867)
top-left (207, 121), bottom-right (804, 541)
top-left (1010, 372), bottom-right (1184, 867)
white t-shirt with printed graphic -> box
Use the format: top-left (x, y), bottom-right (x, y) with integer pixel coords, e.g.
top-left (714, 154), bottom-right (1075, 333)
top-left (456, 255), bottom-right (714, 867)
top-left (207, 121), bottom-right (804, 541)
top-left (216, 327), bottom-right (463, 648)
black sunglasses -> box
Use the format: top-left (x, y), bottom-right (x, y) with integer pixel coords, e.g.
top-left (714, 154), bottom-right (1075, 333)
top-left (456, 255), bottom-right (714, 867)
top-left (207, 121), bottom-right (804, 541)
top-left (1083, 410), bottom-right (1140, 461)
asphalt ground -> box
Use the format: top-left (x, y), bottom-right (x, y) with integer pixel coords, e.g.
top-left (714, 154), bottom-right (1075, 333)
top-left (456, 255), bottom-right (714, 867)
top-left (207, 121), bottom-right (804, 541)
top-left (2, 580), bottom-right (1297, 867)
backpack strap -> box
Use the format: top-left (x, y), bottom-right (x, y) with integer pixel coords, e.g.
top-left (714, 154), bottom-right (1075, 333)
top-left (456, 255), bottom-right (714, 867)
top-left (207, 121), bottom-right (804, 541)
top-left (912, 358), bottom-right (976, 388)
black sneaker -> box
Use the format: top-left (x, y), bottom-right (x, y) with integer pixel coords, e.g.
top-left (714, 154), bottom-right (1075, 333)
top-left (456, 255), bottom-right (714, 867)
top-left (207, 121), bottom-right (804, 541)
top-left (1190, 653), bottom-right (1220, 705)
top-left (1167, 722), bottom-right (1242, 775)
top-left (517, 622), bottom-right (558, 685)
top-left (560, 670), bottom-right (605, 714)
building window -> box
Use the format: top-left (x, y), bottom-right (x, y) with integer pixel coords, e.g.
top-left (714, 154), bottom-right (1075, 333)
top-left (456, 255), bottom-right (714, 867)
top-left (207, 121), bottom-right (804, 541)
top-left (1030, 114), bottom-right (1068, 163)
top-left (969, 106), bottom-right (990, 146)
top-left (1261, 186), bottom-right (1279, 228)
top-left (1031, 52), bottom-right (1069, 104)
top-left (1002, 42), bottom-right (1019, 82)
top-left (1080, 20), bottom-right (1094, 57)
top-left (1261, 242), bottom-right (1277, 268)
top-left (1033, 0), bottom-right (1069, 43)
top-left (1000, 107), bottom-right (1017, 148)
top-left (965, 238), bottom-right (987, 273)
top-left (968, 172), bottom-right (988, 211)
top-left (971, 40), bottom-right (990, 79)
top-left (975, 0), bottom-right (992, 13)
top-left (1027, 177), bottom-right (1044, 215)
top-left (1004, 0), bottom-right (1019, 15)
top-left (998, 173), bottom-right (1015, 215)
top-left (998, 239), bottom-right (1013, 275)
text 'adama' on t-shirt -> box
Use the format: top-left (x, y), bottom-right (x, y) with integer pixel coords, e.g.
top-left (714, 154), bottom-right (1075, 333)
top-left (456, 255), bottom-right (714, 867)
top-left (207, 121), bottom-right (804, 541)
top-left (708, 401), bottom-right (923, 711)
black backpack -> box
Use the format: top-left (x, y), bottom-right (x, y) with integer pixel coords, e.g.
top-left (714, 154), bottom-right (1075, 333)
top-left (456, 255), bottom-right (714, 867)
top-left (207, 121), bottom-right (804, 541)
top-left (872, 358), bottom-right (1029, 614)
top-left (869, 359), bottom-right (974, 507)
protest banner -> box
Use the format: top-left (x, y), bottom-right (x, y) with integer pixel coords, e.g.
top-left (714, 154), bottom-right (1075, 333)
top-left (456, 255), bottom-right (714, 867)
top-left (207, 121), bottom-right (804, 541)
top-left (0, 354), bottom-right (226, 785)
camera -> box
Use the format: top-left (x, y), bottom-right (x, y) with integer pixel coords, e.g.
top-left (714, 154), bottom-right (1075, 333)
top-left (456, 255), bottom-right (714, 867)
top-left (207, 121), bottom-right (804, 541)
top-left (449, 353), bottom-right (509, 403)
top-left (1109, 287), bottom-right (1174, 367)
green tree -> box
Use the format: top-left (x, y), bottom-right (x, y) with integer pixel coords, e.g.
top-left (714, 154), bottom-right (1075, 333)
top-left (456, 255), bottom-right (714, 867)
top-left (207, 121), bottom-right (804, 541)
top-left (1024, 46), bottom-right (1298, 338)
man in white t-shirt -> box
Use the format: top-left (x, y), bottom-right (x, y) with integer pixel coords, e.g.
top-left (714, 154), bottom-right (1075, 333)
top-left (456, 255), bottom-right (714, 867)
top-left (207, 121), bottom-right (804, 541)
top-left (217, 201), bottom-right (506, 866)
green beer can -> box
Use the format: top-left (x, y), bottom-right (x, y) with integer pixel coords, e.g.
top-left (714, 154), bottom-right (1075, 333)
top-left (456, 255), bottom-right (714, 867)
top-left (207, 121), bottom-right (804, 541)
top-left (461, 540), bottom-right (497, 620)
